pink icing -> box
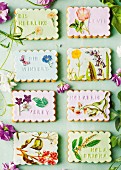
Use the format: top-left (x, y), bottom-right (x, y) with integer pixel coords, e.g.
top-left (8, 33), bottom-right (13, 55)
top-left (12, 91), bottom-right (55, 122)
top-left (67, 90), bottom-right (110, 121)
top-left (67, 7), bottom-right (110, 37)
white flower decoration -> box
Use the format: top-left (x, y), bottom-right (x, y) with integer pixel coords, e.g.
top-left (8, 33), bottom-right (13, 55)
top-left (117, 46), bottom-right (121, 58)
top-left (0, 72), bottom-right (17, 92)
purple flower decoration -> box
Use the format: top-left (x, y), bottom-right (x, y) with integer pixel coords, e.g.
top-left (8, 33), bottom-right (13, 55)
top-left (37, 0), bottom-right (54, 8)
top-left (112, 68), bottom-right (121, 87)
top-left (0, 2), bottom-right (11, 24)
top-left (15, 98), bottom-right (23, 105)
top-left (0, 122), bottom-right (16, 141)
top-left (23, 95), bottom-right (31, 103)
top-left (2, 162), bottom-right (19, 170)
top-left (57, 82), bottom-right (70, 94)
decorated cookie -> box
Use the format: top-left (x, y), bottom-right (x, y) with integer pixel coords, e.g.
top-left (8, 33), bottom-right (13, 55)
top-left (68, 131), bottom-right (111, 163)
top-left (14, 50), bottom-right (58, 82)
top-left (15, 9), bottom-right (59, 40)
top-left (14, 132), bottom-right (58, 165)
top-left (67, 90), bottom-right (110, 122)
top-left (12, 91), bottom-right (56, 122)
top-left (67, 48), bottom-right (111, 81)
top-left (67, 7), bottom-right (110, 38)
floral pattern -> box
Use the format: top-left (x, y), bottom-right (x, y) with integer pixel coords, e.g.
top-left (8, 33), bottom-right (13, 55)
top-left (72, 134), bottom-right (100, 161)
top-left (42, 55), bottom-right (53, 67)
top-left (2, 162), bottom-right (19, 170)
top-left (69, 8), bottom-right (90, 35)
top-left (112, 68), bottom-right (121, 86)
top-left (14, 132), bottom-right (58, 165)
top-left (15, 95), bottom-right (48, 115)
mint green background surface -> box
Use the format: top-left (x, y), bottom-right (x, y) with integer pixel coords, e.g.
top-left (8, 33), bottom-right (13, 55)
top-left (0, 0), bottom-right (121, 170)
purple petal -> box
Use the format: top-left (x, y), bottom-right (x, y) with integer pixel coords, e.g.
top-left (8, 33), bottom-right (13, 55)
top-left (0, 2), bottom-right (8, 10)
top-left (6, 125), bottom-right (16, 133)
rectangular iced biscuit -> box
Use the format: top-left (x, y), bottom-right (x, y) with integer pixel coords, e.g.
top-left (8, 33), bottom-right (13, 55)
top-left (68, 131), bottom-right (111, 163)
top-left (12, 90), bottom-right (56, 122)
top-left (14, 50), bottom-right (58, 82)
top-left (67, 48), bottom-right (111, 81)
top-left (15, 9), bottom-right (59, 40)
top-left (14, 132), bottom-right (58, 165)
top-left (67, 7), bottom-right (110, 38)
top-left (67, 90), bottom-right (110, 122)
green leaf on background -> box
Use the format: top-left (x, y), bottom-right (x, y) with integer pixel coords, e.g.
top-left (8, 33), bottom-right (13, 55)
top-left (117, 91), bottom-right (121, 102)
top-left (86, 140), bottom-right (100, 147)
top-left (110, 109), bottom-right (118, 120)
top-left (111, 136), bottom-right (117, 147)
top-left (31, 139), bottom-right (43, 150)
top-left (78, 136), bottom-right (83, 146)
top-left (72, 139), bottom-right (77, 149)
top-left (99, 0), bottom-right (115, 4)
top-left (33, 97), bottom-right (48, 108)
top-left (76, 26), bottom-right (80, 32)
top-left (115, 157), bottom-right (121, 162)
top-left (115, 117), bottom-right (121, 131)
top-left (117, 136), bottom-right (121, 148)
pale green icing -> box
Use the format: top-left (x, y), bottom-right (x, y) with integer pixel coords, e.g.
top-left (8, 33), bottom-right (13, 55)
top-left (14, 50), bottom-right (58, 81)
top-left (15, 9), bottom-right (59, 40)
top-left (68, 131), bottom-right (111, 163)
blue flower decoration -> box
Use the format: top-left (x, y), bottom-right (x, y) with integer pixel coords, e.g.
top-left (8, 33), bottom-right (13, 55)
top-left (42, 55), bottom-right (52, 63)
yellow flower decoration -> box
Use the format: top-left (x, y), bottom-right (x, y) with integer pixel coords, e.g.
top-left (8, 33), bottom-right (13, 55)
top-left (72, 49), bottom-right (82, 59)
top-left (47, 12), bottom-right (56, 19)
top-left (35, 26), bottom-right (43, 35)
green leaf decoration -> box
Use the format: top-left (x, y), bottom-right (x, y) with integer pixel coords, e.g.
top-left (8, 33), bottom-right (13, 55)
top-left (69, 23), bottom-right (76, 29)
top-left (78, 136), bottom-right (83, 146)
top-left (117, 137), bottom-right (121, 148)
top-left (77, 75), bottom-right (85, 80)
top-left (75, 19), bottom-right (79, 25)
top-left (7, 104), bottom-right (15, 107)
top-left (31, 139), bottom-right (43, 150)
top-left (76, 26), bottom-right (80, 32)
top-left (111, 136), bottom-right (117, 147)
top-left (92, 99), bottom-right (104, 107)
top-left (110, 109), bottom-right (118, 120)
top-left (80, 22), bottom-right (84, 28)
top-left (86, 140), bottom-right (100, 147)
top-left (117, 91), bottom-right (121, 103)
top-left (115, 117), bottom-right (121, 131)
top-left (74, 152), bottom-right (81, 160)
top-left (33, 97), bottom-right (48, 108)
top-left (72, 139), bottom-right (77, 149)
top-left (86, 62), bottom-right (97, 80)
top-left (106, 52), bottom-right (110, 79)
top-left (21, 138), bottom-right (34, 149)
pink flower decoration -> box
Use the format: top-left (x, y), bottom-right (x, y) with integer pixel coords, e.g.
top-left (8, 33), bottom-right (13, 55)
top-left (76, 8), bottom-right (90, 22)
top-left (0, 2), bottom-right (11, 24)
top-left (37, 0), bottom-right (54, 8)
top-left (57, 82), bottom-right (70, 94)
top-left (112, 68), bottom-right (121, 87)
top-left (2, 162), bottom-right (19, 170)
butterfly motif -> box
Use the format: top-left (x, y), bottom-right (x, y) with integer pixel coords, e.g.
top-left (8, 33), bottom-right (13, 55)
top-left (20, 55), bottom-right (30, 66)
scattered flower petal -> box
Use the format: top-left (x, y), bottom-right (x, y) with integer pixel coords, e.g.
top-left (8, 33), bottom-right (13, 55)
top-left (0, 122), bottom-right (16, 141)
top-left (112, 68), bottom-right (121, 87)
top-left (2, 162), bottom-right (19, 170)
top-left (37, 0), bottom-right (55, 8)
top-left (57, 82), bottom-right (70, 94)
top-left (0, 2), bottom-right (11, 24)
